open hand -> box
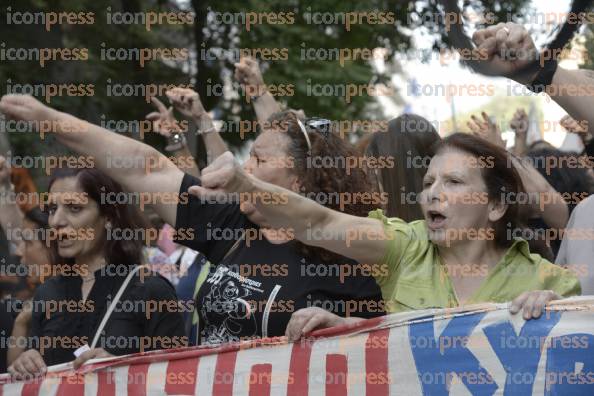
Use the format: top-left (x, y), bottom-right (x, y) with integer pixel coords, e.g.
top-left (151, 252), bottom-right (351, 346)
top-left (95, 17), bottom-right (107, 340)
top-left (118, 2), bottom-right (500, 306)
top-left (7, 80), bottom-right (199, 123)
top-left (467, 111), bottom-right (505, 148)
top-left (285, 307), bottom-right (347, 342)
top-left (73, 347), bottom-right (114, 370)
top-left (146, 97), bottom-right (182, 138)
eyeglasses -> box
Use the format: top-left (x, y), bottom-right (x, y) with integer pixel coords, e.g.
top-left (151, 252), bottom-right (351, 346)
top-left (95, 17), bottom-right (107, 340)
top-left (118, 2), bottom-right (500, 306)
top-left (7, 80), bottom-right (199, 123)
top-left (296, 117), bottom-right (332, 153)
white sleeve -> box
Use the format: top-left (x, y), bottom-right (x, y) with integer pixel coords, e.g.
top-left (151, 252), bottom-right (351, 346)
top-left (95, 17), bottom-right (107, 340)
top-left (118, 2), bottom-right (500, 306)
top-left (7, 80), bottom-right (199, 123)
top-left (555, 206), bottom-right (578, 266)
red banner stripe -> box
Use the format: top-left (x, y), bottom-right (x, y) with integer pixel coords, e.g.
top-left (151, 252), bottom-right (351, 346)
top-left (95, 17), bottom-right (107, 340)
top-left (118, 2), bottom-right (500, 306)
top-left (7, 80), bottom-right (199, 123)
top-left (211, 351), bottom-right (237, 396)
top-left (287, 339), bottom-right (312, 396)
top-left (21, 379), bottom-right (42, 396)
top-left (248, 364), bottom-right (272, 396)
top-left (365, 329), bottom-right (390, 396)
top-left (326, 354), bottom-right (348, 396)
top-left (164, 357), bottom-right (199, 395)
top-left (55, 374), bottom-right (85, 395)
top-left (97, 369), bottom-right (116, 396)
top-left (127, 363), bottom-right (149, 396)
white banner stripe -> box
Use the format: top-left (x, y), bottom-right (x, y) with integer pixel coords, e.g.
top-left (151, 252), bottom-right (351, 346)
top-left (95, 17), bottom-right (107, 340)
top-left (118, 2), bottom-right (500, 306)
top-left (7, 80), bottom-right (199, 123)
top-left (1, 298), bottom-right (594, 395)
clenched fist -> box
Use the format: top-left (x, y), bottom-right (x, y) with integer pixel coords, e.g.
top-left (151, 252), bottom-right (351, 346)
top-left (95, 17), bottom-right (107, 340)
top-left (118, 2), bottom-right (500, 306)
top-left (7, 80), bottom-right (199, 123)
top-left (0, 94), bottom-right (58, 123)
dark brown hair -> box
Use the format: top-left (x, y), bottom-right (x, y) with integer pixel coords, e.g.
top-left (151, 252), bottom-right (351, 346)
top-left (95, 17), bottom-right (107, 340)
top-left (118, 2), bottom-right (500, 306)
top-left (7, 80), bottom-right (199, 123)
top-left (47, 168), bottom-right (145, 267)
top-left (433, 133), bottom-right (525, 248)
top-left (366, 114), bottom-right (440, 222)
top-left (266, 111), bottom-right (376, 262)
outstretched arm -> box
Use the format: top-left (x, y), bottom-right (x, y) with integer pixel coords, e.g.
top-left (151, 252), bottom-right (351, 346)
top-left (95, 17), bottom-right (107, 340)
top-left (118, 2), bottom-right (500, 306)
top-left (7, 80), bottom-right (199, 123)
top-left (0, 95), bottom-right (183, 226)
top-left (188, 152), bottom-right (389, 265)
top-left (472, 22), bottom-right (594, 139)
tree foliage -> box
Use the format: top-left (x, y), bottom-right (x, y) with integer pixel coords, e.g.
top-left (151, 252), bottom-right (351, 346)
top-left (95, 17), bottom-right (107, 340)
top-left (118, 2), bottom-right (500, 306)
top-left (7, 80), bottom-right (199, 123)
top-left (0, 0), bottom-right (531, 181)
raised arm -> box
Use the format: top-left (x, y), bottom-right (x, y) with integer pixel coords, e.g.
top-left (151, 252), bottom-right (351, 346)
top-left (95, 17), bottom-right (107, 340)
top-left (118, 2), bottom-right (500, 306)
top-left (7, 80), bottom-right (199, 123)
top-left (547, 68), bottom-right (594, 138)
top-left (467, 110), bottom-right (569, 229)
top-left (234, 57), bottom-right (282, 125)
top-left (0, 95), bottom-right (183, 226)
top-left (512, 156), bottom-right (569, 229)
top-left (187, 152), bottom-right (389, 265)
top-left (472, 22), bottom-right (594, 138)
top-left (146, 96), bottom-right (201, 177)
top-left (510, 108), bottom-right (529, 157)
top-left (165, 87), bottom-right (228, 165)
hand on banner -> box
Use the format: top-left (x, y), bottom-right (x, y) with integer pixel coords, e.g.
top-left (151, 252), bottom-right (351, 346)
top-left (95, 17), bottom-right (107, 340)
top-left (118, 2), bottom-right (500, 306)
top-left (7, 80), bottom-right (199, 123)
top-left (285, 307), bottom-right (364, 342)
top-left (509, 290), bottom-right (561, 320)
top-left (8, 349), bottom-right (46, 380)
top-left (73, 347), bottom-right (114, 370)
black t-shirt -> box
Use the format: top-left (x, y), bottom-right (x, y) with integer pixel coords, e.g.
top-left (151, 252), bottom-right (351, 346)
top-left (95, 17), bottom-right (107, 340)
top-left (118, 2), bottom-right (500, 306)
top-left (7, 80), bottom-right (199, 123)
top-left (30, 266), bottom-right (186, 366)
top-left (175, 174), bottom-right (384, 345)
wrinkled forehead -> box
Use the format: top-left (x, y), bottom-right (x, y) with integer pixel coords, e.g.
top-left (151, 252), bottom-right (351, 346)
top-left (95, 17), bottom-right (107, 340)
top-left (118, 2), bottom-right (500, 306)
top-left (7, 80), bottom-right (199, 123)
top-left (427, 147), bottom-right (484, 180)
top-left (253, 129), bottom-right (291, 156)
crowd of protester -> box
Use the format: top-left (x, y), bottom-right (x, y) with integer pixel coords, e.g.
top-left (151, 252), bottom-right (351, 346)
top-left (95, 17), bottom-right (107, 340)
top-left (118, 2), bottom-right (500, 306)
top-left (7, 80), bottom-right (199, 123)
top-left (0, 20), bottom-right (593, 380)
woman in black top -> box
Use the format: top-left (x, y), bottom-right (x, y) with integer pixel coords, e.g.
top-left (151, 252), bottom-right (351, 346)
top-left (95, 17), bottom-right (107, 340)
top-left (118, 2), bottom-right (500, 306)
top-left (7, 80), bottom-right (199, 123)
top-left (0, 93), bottom-right (384, 349)
top-left (8, 168), bottom-right (185, 379)
top-left (170, 106), bottom-right (385, 345)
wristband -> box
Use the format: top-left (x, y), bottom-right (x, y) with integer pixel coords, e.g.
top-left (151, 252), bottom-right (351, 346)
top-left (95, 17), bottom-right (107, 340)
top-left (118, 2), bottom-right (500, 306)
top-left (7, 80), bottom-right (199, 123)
top-left (526, 57), bottom-right (558, 93)
top-left (249, 92), bottom-right (264, 102)
top-left (197, 126), bottom-right (216, 135)
top-left (248, 86), bottom-right (266, 102)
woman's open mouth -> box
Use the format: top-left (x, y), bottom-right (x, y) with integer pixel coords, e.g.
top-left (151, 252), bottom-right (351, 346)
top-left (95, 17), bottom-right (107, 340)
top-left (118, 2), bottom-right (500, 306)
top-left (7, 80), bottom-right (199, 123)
top-left (427, 210), bottom-right (447, 230)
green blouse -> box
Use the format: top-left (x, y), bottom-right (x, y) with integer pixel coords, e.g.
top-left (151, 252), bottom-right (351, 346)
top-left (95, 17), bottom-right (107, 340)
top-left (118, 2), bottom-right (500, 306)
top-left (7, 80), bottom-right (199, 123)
top-left (368, 209), bottom-right (581, 313)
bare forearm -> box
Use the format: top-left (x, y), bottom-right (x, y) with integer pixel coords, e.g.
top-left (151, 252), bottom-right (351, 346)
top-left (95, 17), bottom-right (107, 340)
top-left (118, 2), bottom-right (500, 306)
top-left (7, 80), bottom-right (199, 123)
top-left (252, 92), bottom-right (282, 125)
top-left (514, 157), bottom-right (569, 228)
top-left (249, 178), bottom-right (329, 243)
top-left (549, 68), bottom-right (594, 139)
top-left (202, 132), bottom-right (228, 165)
top-left (170, 145), bottom-right (200, 177)
top-left (246, 177), bottom-right (386, 263)
top-left (193, 115), bottom-right (228, 165)
top-left (513, 135), bottom-right (528, 157)
top-left (7, 318), bottom-right (29, 366)
top-left (51, 111), bottom-right (183, 225)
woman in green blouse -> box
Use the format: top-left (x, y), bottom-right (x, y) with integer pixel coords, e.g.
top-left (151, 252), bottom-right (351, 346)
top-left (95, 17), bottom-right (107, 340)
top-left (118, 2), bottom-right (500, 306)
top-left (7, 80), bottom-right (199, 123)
top-left (188, 131), bottom-right (580, 340)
